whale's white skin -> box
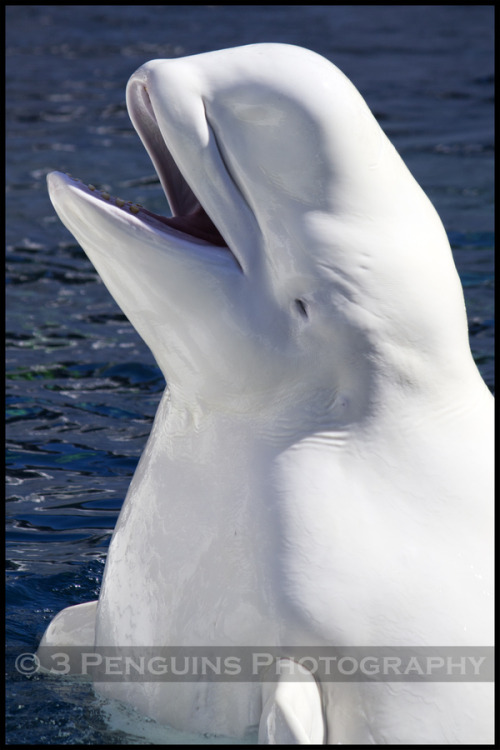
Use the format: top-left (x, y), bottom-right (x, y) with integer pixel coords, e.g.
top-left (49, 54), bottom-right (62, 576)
top-left (39, 44), bottom-right (493, 743)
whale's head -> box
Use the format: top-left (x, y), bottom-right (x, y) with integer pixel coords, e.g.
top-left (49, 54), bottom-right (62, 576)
top-left (48, 43), bottom-right (478, 424)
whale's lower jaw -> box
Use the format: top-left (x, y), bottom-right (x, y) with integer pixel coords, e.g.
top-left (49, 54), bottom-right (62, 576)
top-left (47, 172), bottom-right (235, 257)
top-left (56, 174), bottom-right (228, 246)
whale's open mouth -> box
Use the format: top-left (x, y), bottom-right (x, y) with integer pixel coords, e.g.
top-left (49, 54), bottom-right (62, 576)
top-left (54, 77), bottom-right (232, 255)
top-left (149, 204), bottom-right (228, 247)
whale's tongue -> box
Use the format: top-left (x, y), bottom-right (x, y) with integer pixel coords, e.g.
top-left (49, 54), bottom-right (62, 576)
top-left (139, 203), bottom-right (228, 247)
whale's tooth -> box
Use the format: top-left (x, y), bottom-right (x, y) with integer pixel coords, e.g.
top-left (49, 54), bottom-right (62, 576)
top-left (130, 204), bottom-right (140, 214)
top-left (115, 198), bottom-right (125, 207)
top-left (88, 184), bottom-right (96, 191)
top-left (102, 192), bottom-right (110, 201)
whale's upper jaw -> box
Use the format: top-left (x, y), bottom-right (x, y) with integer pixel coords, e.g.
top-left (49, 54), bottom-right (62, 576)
top-left (124, 73), bottom-right (232, 252)
top-left (124, 56), bottom-right (267, 278)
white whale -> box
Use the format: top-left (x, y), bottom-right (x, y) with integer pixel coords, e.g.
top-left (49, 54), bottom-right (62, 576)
top-left (39, 44), bottom-right (493, 743)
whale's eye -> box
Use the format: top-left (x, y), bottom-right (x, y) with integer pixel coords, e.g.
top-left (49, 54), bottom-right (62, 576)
top-left (295, 299), bottom-right (308, 318)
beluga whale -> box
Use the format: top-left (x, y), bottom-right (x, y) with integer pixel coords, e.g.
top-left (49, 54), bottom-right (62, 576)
top-left (39, 43), bottom-right (493, 744)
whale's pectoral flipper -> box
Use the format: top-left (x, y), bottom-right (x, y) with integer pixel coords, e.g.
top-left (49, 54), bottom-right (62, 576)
top-left (37, 600), bottom-right (97, 672)
top-left (259, 660), bottom-right (325, 744)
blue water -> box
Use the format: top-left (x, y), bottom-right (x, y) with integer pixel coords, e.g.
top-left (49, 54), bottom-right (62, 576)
top-left (6, 5), bottom-right (494, 744)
